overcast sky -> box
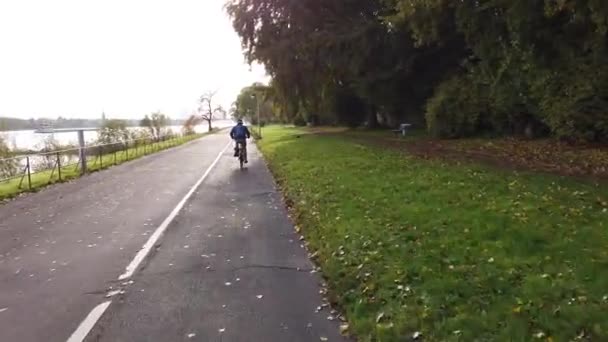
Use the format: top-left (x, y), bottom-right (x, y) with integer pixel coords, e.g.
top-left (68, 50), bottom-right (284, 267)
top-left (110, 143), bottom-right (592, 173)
top-left (0, 0), bottom-right (268, 120)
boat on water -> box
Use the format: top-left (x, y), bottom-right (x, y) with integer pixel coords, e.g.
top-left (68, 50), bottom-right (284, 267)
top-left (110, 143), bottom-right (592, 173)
top-left (33, 120), bottom-right (54, 133)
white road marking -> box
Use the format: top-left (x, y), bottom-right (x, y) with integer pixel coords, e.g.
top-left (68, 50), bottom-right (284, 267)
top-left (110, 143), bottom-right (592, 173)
top-left (66, 301), bottom-right (111, 342)
top-left (118, 140), bottom-right (231, 281)
top-left (66, 140), bottom-right (231, 342)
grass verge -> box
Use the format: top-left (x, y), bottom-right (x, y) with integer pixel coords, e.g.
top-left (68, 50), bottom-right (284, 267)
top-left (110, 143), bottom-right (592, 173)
top-left (0, 133), bottom-right (207, 201)
top-left (258, 126), bottom-right (608, 341)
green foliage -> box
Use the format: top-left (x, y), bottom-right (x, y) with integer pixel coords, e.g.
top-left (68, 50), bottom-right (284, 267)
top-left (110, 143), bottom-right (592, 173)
top-left (226, 0), bottom-right (444, 127)
top-left (98, 119), bottom-right (129, 145)
top-left (425, 75), bottom-right (486, 138)
top-left (0, 134), bottom-right (18, 179)
top-left (234, 83), bottom-right (285, 125)
top-left (229, 0), bottom-right (608, 141)
top-left (234, 85), bottom-right (261, 122)
top-left (140, 112), bottom-right (170, 139)
top-left (532, 61), bottom-right (608, 142)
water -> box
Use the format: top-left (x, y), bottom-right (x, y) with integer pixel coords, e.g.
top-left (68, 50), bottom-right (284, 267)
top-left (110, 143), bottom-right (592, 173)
top-left (1, 120), bottom-right (234, 151)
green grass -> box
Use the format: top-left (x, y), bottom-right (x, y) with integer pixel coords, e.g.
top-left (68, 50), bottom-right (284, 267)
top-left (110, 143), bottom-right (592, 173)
top-left (0, 133), bottom-right (205, 201)
top-left (257, 126), bottom-right (608, 341)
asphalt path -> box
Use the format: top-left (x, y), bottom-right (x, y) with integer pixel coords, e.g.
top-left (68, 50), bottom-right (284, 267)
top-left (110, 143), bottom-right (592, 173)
top-left (0, 132), bottom-right (348, 342)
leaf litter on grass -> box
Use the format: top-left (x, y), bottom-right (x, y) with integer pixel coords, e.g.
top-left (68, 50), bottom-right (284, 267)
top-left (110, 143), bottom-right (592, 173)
top-left (258, 127), bottom-right (608, 341)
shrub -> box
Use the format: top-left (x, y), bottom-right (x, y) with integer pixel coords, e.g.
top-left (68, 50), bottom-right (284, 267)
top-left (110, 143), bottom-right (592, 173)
top-left (0, 135), bottom-right (18, 179)
top-left (533, 61), bottom-right (608, 142)
top-left (293, 115), bottom-right (307, 127)
top-left (425, 75), bottom-right (488, 138)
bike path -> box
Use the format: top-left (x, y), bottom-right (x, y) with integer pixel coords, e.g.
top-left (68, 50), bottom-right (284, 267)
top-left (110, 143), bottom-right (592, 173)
top-left (0, 133), bottom-right (230, 342)
top-left (86, 142), bottom-right (349, 341)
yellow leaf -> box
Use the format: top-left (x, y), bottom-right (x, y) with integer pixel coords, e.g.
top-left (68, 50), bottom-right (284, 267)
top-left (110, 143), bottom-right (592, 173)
top-left (339, 324), bottom-right (349, 335)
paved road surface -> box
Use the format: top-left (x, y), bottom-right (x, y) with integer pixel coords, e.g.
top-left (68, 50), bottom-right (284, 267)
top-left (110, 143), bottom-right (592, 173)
top-left (0, 133), bottom-right (347, 342)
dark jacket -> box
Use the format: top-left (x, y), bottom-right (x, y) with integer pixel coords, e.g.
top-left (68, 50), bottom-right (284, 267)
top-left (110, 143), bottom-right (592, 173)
top-left (230, 124), bottom-right (251, 140)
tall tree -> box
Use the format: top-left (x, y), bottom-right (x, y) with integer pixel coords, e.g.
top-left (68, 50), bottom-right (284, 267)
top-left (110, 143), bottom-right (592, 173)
top-left (198, 91), bottom-right (223, 132)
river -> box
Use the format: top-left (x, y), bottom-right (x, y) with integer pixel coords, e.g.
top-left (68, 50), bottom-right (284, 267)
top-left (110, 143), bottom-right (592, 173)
top-left (0, 120), bottom-right (234, 152)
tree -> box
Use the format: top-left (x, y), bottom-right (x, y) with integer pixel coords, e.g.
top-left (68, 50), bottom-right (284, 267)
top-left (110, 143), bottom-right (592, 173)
top-left (182, 114), bottom-right (202, 135)
top-left (226, 0), bottom-right (461, 127)
top-left (234, 83), bottom-right (283, 125)
top-left (140, 112), bottom-right (170, 140)
top-left (198, 91), bottom-right (223, 132)
top-left (215, 105), bottom-right (227, 120)
top-left (140, 115), bottom-right (151, 133)
top-left (98, 119), bottom-right (129, 145)
top-left (227, 0), bottom-right (608, 141)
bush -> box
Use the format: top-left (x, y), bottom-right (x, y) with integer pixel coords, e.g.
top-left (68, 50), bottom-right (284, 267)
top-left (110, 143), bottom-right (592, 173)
top-left (182, 115), bottom-right (201, 136)
top-left (425, 75), bottom-right (488, 138)
top-left (293, 115), bottom-right (307, 127)
top-left (98, 119), bottom-right (130, 145)
top-left (0, 135), bottom-right (18, 179)
top-left (533, 61), bottom-right (608, 142)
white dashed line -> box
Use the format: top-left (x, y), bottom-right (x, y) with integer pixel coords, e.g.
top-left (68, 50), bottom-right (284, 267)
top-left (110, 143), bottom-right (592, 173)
top-left (66, 301), bottom-right (111, 342)
top-left (66, 140), bottom-right (230, 342)
top-left (119, 140), bottom-right (230, 281)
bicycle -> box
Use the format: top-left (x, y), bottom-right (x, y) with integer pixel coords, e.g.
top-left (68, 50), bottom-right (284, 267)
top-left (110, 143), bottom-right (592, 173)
top-left (236, 141), bottom-right (247, 169)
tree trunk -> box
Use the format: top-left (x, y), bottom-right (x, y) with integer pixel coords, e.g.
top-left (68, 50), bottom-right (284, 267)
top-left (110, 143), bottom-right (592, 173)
top-left (366, 104), bottom-right (379, 129)
top-left (207, 119), bottom-right (212, 132)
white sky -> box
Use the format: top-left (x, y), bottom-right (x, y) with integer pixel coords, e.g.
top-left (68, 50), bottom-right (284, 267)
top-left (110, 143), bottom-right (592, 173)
top-left (0, 0), bottom-right (268, 120)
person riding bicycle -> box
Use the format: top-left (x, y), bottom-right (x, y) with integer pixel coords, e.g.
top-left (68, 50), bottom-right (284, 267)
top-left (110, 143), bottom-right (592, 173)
top-left (230, 119), bottom-right (251, 163)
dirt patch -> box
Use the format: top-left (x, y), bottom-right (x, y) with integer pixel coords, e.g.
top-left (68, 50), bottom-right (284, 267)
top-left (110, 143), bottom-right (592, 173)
top-left (331, 132), bottom-right (608, 181)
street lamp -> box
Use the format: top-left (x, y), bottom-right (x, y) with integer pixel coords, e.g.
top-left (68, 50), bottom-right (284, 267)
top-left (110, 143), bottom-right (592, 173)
top-left (250, 93), bottom-right (262, 138)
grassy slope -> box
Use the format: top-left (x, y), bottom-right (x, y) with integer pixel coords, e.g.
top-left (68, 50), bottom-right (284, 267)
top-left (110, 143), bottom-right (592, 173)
top-left (258, 126), bottom-right (608, 341)
top-left (0, 133), bottom-right (205, 200)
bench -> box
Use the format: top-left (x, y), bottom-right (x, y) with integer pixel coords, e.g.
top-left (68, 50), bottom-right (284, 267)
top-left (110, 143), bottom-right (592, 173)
top-left (391, 123), bottom-right (412, 137)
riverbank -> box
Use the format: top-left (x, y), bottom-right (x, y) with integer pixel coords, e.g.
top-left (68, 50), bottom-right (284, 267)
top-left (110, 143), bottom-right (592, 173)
top-left (0, 132), bottom-right (211, 201)
top-left (257, 126), bottom-right (608, 341)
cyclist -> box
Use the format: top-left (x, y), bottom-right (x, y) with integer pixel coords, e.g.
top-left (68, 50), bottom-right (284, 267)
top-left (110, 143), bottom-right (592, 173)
top-left (229, 119), bottom-right (251, 163)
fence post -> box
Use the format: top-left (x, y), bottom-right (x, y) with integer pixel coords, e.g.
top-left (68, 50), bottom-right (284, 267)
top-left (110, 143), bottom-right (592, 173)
top-left (77, 130), bottom-right (87, 175)
top-left (125, 141), bottom-right (129, 160)
top-left (114, 149), bottom-right (117, 165)
top-left (57, 152), bottom-right (62, 181)
top-left (99, 146), bottom-right (103, 169)
top-left (26, 156), bottom-right (32, 190)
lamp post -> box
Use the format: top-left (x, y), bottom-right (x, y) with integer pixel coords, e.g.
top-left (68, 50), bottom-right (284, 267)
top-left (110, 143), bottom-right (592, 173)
top-left (250, 93), bottom-right (262, 138)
